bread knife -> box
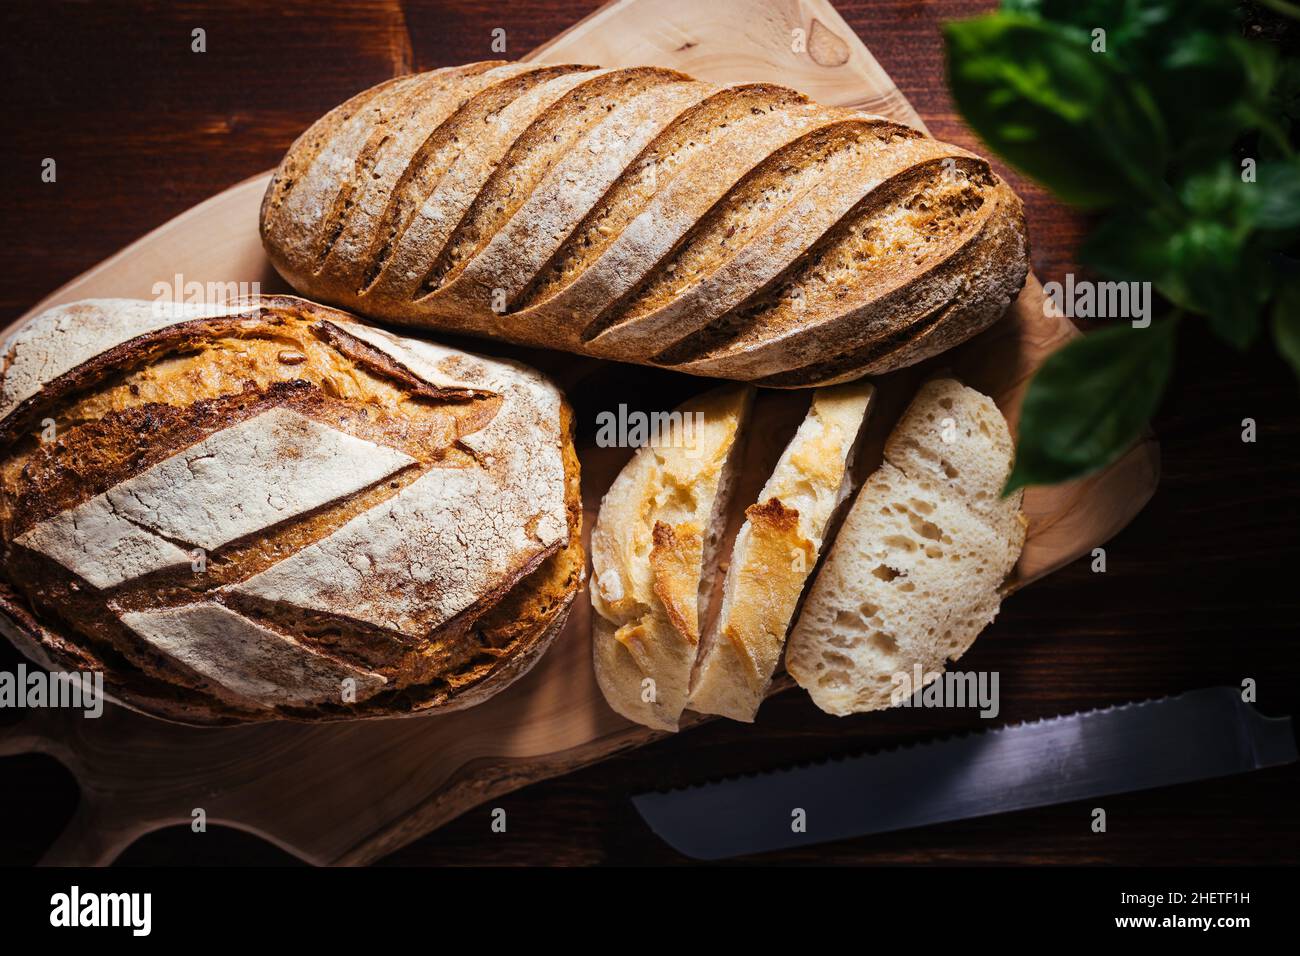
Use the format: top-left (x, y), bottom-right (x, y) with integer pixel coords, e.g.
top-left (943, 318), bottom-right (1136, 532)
top-left (632, 687), bottom-right (1297, 860)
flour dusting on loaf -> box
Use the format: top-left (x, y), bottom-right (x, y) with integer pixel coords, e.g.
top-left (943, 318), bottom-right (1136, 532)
top-left (260, 61), bottom-right (1030, 387)
top-left (0, 296), bottom-right (582, 725)
top-left (119, 603), bottom-right (388, 708)
top-left (19, 407), bottom-right (418, 589)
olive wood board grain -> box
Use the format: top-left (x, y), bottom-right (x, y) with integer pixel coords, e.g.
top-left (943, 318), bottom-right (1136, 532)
top-left (0, 0), bottom-right (1159, 866)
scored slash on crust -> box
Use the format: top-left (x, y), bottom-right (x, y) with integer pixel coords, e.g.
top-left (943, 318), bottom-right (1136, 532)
top-left (17, 408), bottom-right (417, 589)
top-left (0, 296), bottom-right (581, 724)
top-left (260, 60), bottom-right (1030, 384)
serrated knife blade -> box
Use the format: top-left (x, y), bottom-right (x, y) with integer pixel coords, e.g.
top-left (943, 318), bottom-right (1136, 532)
top-left (633, 687), bottom-right (1297, 860)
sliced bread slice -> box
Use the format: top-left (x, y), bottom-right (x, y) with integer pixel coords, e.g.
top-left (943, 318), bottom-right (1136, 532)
top-left (784, 378), bottom-right (1026, 715)
top-left (686, 381), bottom-right (874, 721)
top-left (590, 385), bottom-right (754, 730)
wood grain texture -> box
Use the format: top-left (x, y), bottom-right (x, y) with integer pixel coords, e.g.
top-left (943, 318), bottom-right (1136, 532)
top-left (0, 0), bottom-right (1295, 867)
top-left (528, 0), bottom-right (927, 128)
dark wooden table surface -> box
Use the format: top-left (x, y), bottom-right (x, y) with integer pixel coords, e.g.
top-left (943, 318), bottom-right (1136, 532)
top-left (0, 0), bottom-right (1295, 866)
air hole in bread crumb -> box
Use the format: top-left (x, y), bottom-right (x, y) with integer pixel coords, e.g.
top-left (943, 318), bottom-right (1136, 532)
top-left (941, 460), bottom-right (959, 479)
top-left (868, 632), bottom-right (897, 655)
top-left (871, 564), bottom-right (900, 582)
top-left (860, 603), bottom-right (878, 617)
top-left (909, 498), bottom-right (935, 516)
top-left (907, 514), bottom-right (942, 540)
top-left (882, 534), bottom-right (916, 552)
top-left (834, 610), bottom-right (859, 630)
top-left (818, 670), bottom-right (850, 689)
top-left (898, 581), bottom-right (915, 592)
top-left (924, 545), bottom-right (943, 559)
top-left (938, 397), bottom-right (953, 409)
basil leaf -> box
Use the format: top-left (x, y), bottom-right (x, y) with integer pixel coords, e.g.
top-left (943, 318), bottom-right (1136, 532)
top-left (1080, 210), bottom-right (1178, 284)
top-left (1255, 158), bottom-right (1300, 230)
top-left (1155, 34), bottom-right (1271, 162)
top-left (1082, 175), bottom-right (1271, 350)
top-left (1079, 209), bottom-right (1204, 317)
top-left (1169, 222), bottom-right (1264, 348)
top-left (1005, 318), bottom-right (1178, 493)
top-left (1269, 57), bottom-right (1300, 127)
top-left (1180, 162), bottom-right (1259, 226)
top-left (995, 4), bottom-right (1273, 163)
top-left (1272, 278), bottom-right (1300, 382)
top-left (999, 0), bottom-right (1229, 43)
top-left (944, 14), bottom-right (1169, 208)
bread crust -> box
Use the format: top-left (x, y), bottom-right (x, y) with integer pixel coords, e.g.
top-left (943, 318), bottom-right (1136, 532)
top-left (686, 381), bottom-right (873, 721)
top-left (0, 296), bottom-right (582, 725)
top-left (589, 385), bottom-right (752, 731)
top-left (261, 61), bottom-right (1030, 385)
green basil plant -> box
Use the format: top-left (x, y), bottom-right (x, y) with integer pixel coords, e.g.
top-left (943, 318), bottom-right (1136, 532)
top-left (943, 0), bottom-right (1300, 493)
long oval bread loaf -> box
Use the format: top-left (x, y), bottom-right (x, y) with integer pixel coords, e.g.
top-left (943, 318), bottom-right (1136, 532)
top-left (261, 62), bottom-right (1030, 387)
top-left (0, 297), bottom-right (582, 725)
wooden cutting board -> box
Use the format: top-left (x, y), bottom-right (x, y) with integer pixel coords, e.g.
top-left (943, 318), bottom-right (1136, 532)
top-left (0, 0), bottom-right (1158, 866)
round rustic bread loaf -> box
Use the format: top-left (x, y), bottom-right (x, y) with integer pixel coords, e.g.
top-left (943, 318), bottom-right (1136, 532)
top-left (0, 296), bottom-right (582, 725)
top-left (259, 61), bottom-right (1029, 386)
